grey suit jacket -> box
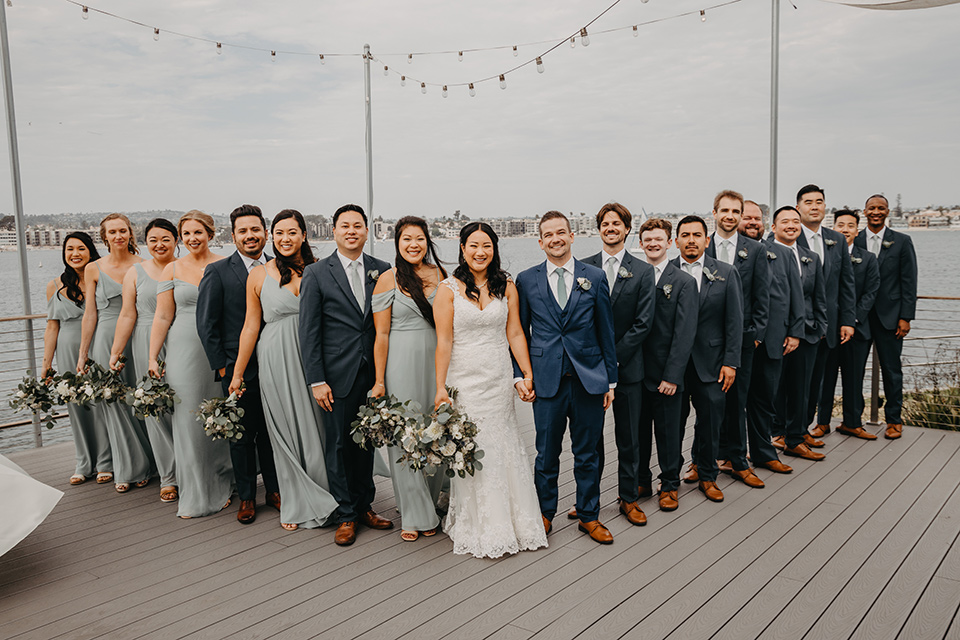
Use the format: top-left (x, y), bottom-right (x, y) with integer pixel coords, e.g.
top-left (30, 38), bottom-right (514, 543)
top-left (760, 240), bottom-right (804, 360)
top-left (706, 233), bottom-right (770, 345)
top-left (642, 261), bottom-right (698, 391)
top-left (796, 225), bottom-right (856, 347)
top-left (849, 244), bottom-right (880, 341)
top-left (854, 227), bottom-right (917, 331)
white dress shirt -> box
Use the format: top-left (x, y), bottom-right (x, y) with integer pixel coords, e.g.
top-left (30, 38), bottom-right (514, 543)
top-left (865, 226), bottom-right (886, 256)
top-left (239, 252), bottom-right (265, 273)
top-left (650, 261), bottom-right (666, 286)
top-left (679, 258), bottom-right (703, 291)
top-left (546, 257), bottom-right (575, 307)
top-left (801, 224), bottom-right (825, 264)
top-left (712, 232), bottom-right (737, 266)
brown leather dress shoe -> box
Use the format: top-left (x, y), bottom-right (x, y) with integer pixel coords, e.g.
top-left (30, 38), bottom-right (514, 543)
top-left (335, 522), bottom-right (357, 546)
top-left (771, 435), bottom-right (786, 450)
top-left (698, 481), bottom-right (724, 502)
top-left (730, 468), bottom-right (765, 488)
top-left (567, 507), bottom-right (578, 520)
top-left (885, 423), bottom-right (903, 439)
top-left (638, 485), bottom-right (653, 498)
top-left (265, 492), bottom-right (281, 511)
top-left (758, 459), bottom-right (793, 474)
top-left (237, 499), bottom-right (256, 524)
top-left (542, 515), bottom-right (552, 535)
top-left (809, 423), bottom-right (831, 438)
top-left (783, 442), bottom-right (826, 461)
top-left (804, 434), bottom-right (825, 448)
top-left (837, 424), bottom-right (878, 440)
top-left (359, 510), bottom-right (394, 530)
top-left (658, 490), bottom-right (679, 511)
top-left (619, 500), bottom-right (647, 526)
top-left (683, 463), bottom-right (699, 484)
top-left (717, 459), bottom-right (733, 473)
top-left (578, 520), bottom-right (613, 544)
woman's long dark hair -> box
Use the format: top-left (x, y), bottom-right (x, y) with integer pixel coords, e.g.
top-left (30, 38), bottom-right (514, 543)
top-left (454, 222), bottom-right (509, 302)
top-left (272, 209), bottom-right (315, 286)
top-left (59, 231), bottom-right (101, 305)
top-left (393, 216), bottom-right (447, 327)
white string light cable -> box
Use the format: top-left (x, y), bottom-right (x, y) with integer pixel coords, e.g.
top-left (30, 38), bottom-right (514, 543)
top-left (51, 0), bottom-right (745, 95)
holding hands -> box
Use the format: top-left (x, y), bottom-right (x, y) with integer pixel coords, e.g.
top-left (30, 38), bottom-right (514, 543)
top-left (514, 378), bottom-right (536, 403)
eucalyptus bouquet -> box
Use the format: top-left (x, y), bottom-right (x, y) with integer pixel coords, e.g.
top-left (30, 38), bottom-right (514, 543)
top-left (408, 387), bottom-right (484, 478)
top-left (124, 360), bottom-right (180, 419)
top-left (55, 359), bottom-right (101, 408)
top-left (8, 369), bottom-right (60, 429)
top-left (350, 394), bottom-right (420, 451)
top-left (196, 385), bottom-right (245, 442)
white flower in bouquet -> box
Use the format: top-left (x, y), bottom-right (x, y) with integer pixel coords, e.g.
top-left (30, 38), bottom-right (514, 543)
top-left (84, 384), bottom-right (95, 397)
top-left (102, 388), bottom-right (112, 400)
top-left (428, 453), bottom-right (443, 466)
top-left (134, 388), bottom-right (145, 399)
top-left (401, 432), bottom-right (418, 452)
top-left (440, 441), bottom-right (457, 457)
top-left (55, 381), bottom-right (71, 397)
top-left (455, 451), bottom-right (464, 464)
top-left (424, 420), bottom-right (443, 441)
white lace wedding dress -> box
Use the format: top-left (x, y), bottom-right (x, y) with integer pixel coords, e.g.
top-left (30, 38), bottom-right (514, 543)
top-left (442, 278), bottom-right (548, 559)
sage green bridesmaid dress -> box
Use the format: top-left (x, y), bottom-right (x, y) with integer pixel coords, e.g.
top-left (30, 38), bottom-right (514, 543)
top-left (372, 273), bottom-right (443, 533)
top-left (159, 274), bottom-right (233, 517)
top-left (255, 275), bottom-right (338, 528)
top-left (91, 264), bottom-right (154, 485)
top-left (47, 292), bottom-right (112, 477)
top-left (131, 263), bottom-right (177, 489)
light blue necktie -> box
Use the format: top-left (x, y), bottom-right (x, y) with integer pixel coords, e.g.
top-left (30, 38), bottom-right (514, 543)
top-left (555, 267), bottom-right (567, 308)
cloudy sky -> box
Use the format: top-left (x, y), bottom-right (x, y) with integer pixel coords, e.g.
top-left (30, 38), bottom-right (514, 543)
top-left (0, 0), bottom-right (957, 220)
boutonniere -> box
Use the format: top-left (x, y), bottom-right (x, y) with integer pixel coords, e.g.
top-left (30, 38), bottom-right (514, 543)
top-left (801, 256), bottom-right (813, 264)
top-left (883, 240), bottom-right (895, 249)
top-left (367, 269), bottom-right (380, 282)
top-left (851, 256), bottom-right (863, 264)
top-left (703, 269), bottom-right (725, 282)
top-left (617, 266), bottom-right (633, 280)
top-left (662, 284), bottom-right (673, 299)
top-left (737, 248), bottom-right (749, 260)
top-left (576, 277), bottom-right (592, 291)
top-left (766, 251), bottom-right (777, 260)
top-left (824, 238), bottom-right (837, 247)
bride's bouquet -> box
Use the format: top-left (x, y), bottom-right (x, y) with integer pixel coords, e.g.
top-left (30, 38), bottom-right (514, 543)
top-left (124, 360), bottom-right (180, 419)
top-left (8, 369), bottom-right (60, 429)
top-left (407, 387), bottom-right (484, 479)
top-left (351, 394), bottom-right (420, 451)
top-left (196, 384), bottom-right (245, 442)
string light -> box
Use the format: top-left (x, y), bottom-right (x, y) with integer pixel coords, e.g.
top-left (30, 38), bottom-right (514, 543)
top-left (442, 85), bottom-right (448, 98)
top-left (407, 53), bottom-right (413, 64)
top-left (512, 45), bottom-right (518, 56)
top-left (536, 56), bottom-right (544, 73)
top-left (580, 27), bottom-right (590, 47)
top-left (271, 50), bottom-right (276, 61)
top-left (216, 42), bottom-right (222, 55)
top-left (383, 65), bottom-right (388, 76)
top-left (81, 5), bottom-right (88, 19)
top-left (468, 83), bottom-right (476, 97)
top-left (420, 82), bottom-right (427, 94)
top-left (400, 75), bottom-right (406, 86)
top-left (499, 74), bottom-right (506, 90)
top-left (632, 25), bottom-right (638, 36)
top-left (701, 10), bottom-right (706, 21)
top-left (319, 54), bottom-right (325, 64)
top-left (570, 36), bottom-right (576, 48)
top-left (153, 27), bottom-right (159, 41)
top-left (458, 51), bottom-right (463, 62)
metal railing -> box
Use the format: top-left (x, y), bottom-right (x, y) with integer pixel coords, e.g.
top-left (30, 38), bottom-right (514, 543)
top-left (0, 313), bottom-right (46, 448)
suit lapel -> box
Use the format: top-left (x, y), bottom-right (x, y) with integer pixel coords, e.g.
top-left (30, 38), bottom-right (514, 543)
top-left (361, 254), bottom-right (383, 317)
top-left (563, 260), bottom-right (585, 327)
top-left (877, 227), bottom-right (893, 265)
top-left (610, 253), bottom-right (631, 305)
top-left (328, 253), bottom-right (362, 316)
top-left (229, 253), bottom-right (249, 287)
top-left (535, 263), bottom-right (563, 326)
top-left (699, 256), bottom-right (714, 305)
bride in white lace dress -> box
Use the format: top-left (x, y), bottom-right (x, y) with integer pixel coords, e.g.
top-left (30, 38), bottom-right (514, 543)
top-left (433, 222), bottom-right (548, 559)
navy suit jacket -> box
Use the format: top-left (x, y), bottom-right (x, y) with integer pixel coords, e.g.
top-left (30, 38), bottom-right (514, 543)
top-left (642, 261), bottom-right (698, 391)
top-left (760, 241), bottom-right (804, 361)
top-left (848, 244), bottom-right (881, 341)
top-left (794, 244), bottom-right (828, 345)
top-left (670, 255), bottom-right (743, 383)
top-left (298, 250), bottom-right (390, 398)
top-left (707, 233), bottom-right (770, 345)
top-left (582, 251), bottom-right (655, 385)
top-left (514, 259), bottom-right (618, 398)
top-left (197, 251), bottom-right (269, 381)
top-left (796, 225), bottom-right (856, 347)
top-left (854, 227), bottom-right (917, 330)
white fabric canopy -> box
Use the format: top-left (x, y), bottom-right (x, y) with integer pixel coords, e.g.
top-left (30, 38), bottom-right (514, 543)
top-left (0, 454), bottom-right (63, 558)
top-left (824, 0), bottom-right (960, 9)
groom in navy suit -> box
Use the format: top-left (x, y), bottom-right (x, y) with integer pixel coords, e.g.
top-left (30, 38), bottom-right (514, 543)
top-left (197, 204), bottom-right (280, 525)
top-left (515, 211), bottom-right (618, 544)
top-left (299, 204), bottom-right (393, 546)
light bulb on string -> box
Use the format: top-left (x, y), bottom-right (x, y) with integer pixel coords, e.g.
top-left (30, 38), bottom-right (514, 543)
top-left (271, 50), bottom-right (276, 61)
top-left (641, 0), bottom-right (649, 3)
top-left (570, 36), bottom-right (576, 48)
top-left (5, 1), bottom-right (11, 7)
top-left (81, 5), bottom-right (89, 19)
top-left (512, 45), bottom-right (518, 57)
top-left (580, 28), bottom-right (590, 46)
top-left (216, 42), bottom-right (222, 55)
top-left (407, 54), bottom-right (413, 64)
top-left (319, 54), bottom-right (325, 64)
top-left (383, 65), bottom-right (389, 76)
top-left (442, 85), bottom-right (448, 98)
top-left (468, 83), bottom-right (476, 97)
top-left (633, 25), bottom-right (639, 37)
top-left (153, 28), bottom-right (160, 41)
top-left (421, 82), bottom-right (427, 94)
top-left (458, 51), bottom-right (463, 62)
top-left (400, 75), bottom-right (406, 87)
top-left (700, 10), bottom-right (706, 22)
top-left (536, 57), bottom-right (544, 73)
top-left (499, 74), bottom-right (506, 90)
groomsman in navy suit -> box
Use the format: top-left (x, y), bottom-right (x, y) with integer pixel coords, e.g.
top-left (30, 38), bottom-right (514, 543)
top-left (299, 204), bottom-right (393, 546)
top-left (739, 200), bottom-right (766, 241)
top-left (637, 218), bottom-right (698, 511)
top-left (705, 190), bottom-right (769, 489)
top-left (569, 203), bottom-right (654, 526)
top-left (671, 216), bottom-right (743, 503)
top-left (817, 210), bottom-right (880, 439)
top-left (792, 185), bottom-right (857, 444)
top-left (747, 227), bottom-right (804, 475)
top-left (855, 195), bottom-right (918, 440)
top-left (769, 206), bottom-right (828, 461)
top-left (197, 204), bottom-right (280, 524)
top-left (515, 211), bottom-right (618, 544)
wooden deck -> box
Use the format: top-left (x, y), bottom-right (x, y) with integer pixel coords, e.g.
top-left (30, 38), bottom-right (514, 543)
top-left (3, 403), bottom-right (960, 640)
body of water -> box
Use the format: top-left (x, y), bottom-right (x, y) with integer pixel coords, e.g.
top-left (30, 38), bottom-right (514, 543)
top-left (1, 228), bottom-right (957, 454)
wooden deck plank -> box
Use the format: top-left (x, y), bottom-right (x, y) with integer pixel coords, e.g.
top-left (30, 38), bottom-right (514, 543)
top-left (899, 576), bottom-right (960, 640)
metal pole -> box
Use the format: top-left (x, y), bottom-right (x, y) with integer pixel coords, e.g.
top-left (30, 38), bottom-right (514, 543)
top-left (0, 2), bottom-right (41, 447)
top-left (769, 0), bottom-right (780, 219)
top-left (363, 43), bottom-right (375, 257)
